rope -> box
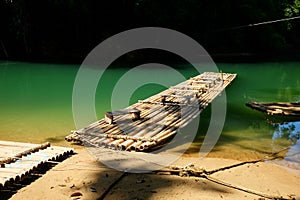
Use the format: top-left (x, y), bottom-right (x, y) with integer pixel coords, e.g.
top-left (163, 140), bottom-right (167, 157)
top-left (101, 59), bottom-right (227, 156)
top-left (216, 15), bottom-right (300, 32)
top-left (153, 147), bottom-right (294, 200)
top-left (154, 162), bottom-right (293, 200)
top-left (203, 174), bottom-right (291, 200)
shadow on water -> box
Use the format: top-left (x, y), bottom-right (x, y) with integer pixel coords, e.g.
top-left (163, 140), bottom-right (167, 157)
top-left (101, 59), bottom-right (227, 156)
top-left (45, 135), bottom-right (67, 143)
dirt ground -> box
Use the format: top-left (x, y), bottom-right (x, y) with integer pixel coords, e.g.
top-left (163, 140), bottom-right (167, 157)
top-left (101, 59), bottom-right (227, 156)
top-left (10, 148), bottom-right (300, 200)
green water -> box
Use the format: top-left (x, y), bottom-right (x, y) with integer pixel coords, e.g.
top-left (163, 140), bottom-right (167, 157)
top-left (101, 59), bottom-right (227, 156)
top-left (0, 62), bottom-right (77, 144)
top-left (0, 61), bottom-right (299, 166)
top-left (195, 63), bottom-right (300, 163)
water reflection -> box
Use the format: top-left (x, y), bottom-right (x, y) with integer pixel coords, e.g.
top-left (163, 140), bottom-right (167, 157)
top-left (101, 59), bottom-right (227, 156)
top-left (272, 121), bottom-right (300, 170)
top-left (272, 122), bottom-right (300, 142)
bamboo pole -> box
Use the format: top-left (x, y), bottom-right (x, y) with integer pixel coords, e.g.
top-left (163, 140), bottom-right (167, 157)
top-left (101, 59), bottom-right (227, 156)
top-left (138, 107), bottom-right (186, 151)
top-left (100, 105), bottom-right (163, 137)
top-left (125, 107), bottom-right (170, 138)
top-left (0, 144), bottom-right (74, 189)
top-left (109, 139), bottom-right (124, 149)
top-left (0, 142), bottom-right (50, 166)
top-left (128, 141), bottom-right (143, 151)
top-left (111, 105), bottom-right (167, 138)
top-left (66, 72), bottom-right (237, 151)
top-left (120, 140), bottom-right (135, 150)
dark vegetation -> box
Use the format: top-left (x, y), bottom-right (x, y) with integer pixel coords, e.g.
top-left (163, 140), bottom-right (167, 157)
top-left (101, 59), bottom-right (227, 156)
top-left (1, 0), bottom-right (300, 63)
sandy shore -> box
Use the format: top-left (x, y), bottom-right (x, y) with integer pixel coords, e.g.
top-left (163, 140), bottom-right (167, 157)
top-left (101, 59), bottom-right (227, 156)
top-left (10, 147), bottom-right (300, 200)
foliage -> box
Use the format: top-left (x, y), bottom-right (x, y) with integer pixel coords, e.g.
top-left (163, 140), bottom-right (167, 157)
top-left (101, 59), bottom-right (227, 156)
top-left (0, 0), bottom-right (300, 62)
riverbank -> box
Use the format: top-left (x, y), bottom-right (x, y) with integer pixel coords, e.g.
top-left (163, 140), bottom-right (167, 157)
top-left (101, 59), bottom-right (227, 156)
top-left (3, 50), bottom-right (300, 65)
top-left (10, 147), bottom-right (300, 200)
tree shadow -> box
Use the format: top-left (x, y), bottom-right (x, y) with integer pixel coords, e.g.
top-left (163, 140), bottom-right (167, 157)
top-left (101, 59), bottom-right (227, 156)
top-left (88, 158), bottom-right (232, 200)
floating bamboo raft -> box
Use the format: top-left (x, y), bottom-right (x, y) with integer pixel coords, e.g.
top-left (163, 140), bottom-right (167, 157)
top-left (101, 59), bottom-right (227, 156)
top-left (246, 102), bottom-right (300, 117)
top-left (66, 72), bottom-right (237, 151)
top-left (0, 140), bottom-right (74, 189)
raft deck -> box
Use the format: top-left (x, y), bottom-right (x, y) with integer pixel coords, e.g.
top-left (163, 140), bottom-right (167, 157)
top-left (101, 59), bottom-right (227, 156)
top-left (66, 72), bottom-right (237, 151)
top-left (0, 141), bottom-right (74, 189)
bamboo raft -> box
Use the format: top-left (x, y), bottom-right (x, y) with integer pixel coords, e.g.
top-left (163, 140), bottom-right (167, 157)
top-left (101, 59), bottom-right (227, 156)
top-left (0, 140), bottom-right (74, 189)
top-left (246, 102), bottom-right (300, 117)
top-left (66, 72), bottom-right (237, 151)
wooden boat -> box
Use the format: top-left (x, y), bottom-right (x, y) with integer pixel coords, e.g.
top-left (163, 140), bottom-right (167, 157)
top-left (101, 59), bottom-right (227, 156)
top-left (246, 102), bottom-right (300, 117)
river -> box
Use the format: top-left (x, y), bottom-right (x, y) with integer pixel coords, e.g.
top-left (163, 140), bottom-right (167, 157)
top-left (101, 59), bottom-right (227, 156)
top-left (0, 61), bottom-right (299, 169)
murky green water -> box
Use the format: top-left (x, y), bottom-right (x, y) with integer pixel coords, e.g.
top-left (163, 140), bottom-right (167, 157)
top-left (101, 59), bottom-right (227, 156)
top-left (0, 61), bottom-right (299, 168)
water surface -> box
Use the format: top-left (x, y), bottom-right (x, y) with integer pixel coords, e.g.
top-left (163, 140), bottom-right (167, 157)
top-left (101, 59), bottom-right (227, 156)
top-left (0, 61), bottom-right (299, 169)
